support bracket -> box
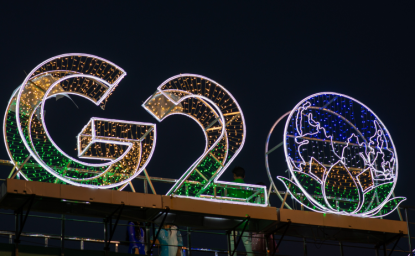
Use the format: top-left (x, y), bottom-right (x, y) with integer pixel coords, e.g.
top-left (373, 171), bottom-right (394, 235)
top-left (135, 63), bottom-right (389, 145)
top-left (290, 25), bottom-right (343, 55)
top-left (374, 232), bottom-right (403, 256)
top-left (228, 216), bottom-right (251, 256)
top-left (267, 221), bottom-right (291, 256)
top-left (14, 194), bottom-right (35, 244)
top-left (388, 233), bottom-right (402, 256)
top-left (103, 204), bottom-right (124, 252)
top-left (147, 207), bottom-right (170, 255)
top-left (9, 156), bottom-right (31, 180)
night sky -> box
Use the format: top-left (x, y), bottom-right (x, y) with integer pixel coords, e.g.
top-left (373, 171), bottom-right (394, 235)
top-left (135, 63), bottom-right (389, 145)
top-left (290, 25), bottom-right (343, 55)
top-left (0, 2), bottom-right (414, 255)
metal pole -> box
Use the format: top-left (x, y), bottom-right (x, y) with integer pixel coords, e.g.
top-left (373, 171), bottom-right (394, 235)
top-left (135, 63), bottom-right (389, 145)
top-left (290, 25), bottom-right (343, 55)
top-left (10, 156), bottom-right (30, 179)
top-left (143, 169), bottom-right (157, 194)
top-left (375, 246), bottom-right (379, 256)
top-left (303, 238), bottom-right (307, 256)
top-left (233, 230), bottom-right (236, 255)
top-left (393, 192), bottom-right (403, 221)
top-left (187, 227), bottom-right (192, 256)
top-left (129, 181), bottom-right (136, 192)
top-left (144, 179), bottom-right (148, 194)
top-left (146, 223), bottom-right (151, 254)
top-left (265, 233), bottom-right (270, 256)
top-left (339, 242), bottom-right (344, 256)
top-left (61, 214), bottom-right (65, 256)
top-left (406, 208), bottom-right (412, 254)
top-left (80, 240), bottom-right (84, 250)
top-left (45, 237), bottom-right (48, 247)
top-left (9, 234), bottom-right (12, 244)
top-left (300, 196), bottom-right (304, 211)
top-left (104, 219), bottom-right (108, 255)
top-left (15, 211), bottom-right (19, 256)
top-left (280, 183), bottom-right (291, 209)
top-left (383, 244), bottom-right (386, 256)
top-left (227, 232), bottom-right (231, 256)
top-left (151, 222), bottom-right (156, 255)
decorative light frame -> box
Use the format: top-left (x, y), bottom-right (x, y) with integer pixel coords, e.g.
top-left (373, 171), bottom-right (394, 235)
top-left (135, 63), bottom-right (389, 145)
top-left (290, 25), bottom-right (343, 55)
top-left (143, 74), bottom-right (267, 206)
top-left (4, 53), bottom-right (156, 188)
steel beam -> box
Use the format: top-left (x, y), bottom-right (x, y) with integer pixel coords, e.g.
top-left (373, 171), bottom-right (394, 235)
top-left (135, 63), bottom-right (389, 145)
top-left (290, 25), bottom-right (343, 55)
top-left (14, 194), bottom-right (35, 256)
top-left (147, 207), bottom-right (170, 255)
top-left (104, 204), bottom-right (124, 255)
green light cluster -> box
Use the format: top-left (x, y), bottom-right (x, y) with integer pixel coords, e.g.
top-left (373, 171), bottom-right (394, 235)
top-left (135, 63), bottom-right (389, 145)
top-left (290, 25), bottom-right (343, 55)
top-left (6, 111), bottom-right (138, 189)
top-left (279, 173), bottom-right (405, 217)
top-left (174, 146), bottom-right (263, 204)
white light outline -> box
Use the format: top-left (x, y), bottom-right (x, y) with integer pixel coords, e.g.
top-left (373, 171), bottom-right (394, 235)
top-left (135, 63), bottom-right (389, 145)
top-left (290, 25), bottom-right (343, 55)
top-left (3, 74), bottom-right (75, 178)
top-left (23, 93), bottom-right (115, 182)
top-left (307, 156), bottom-right (327, 183)
top-left (142, 90), bottom-right (210, 152)
top-left (358, 181), bottom-right (396, 216)
top-left (145, 91), bottom-right (227, 195)
top-left (77, 117), bottom-right (143, 161)
top-left (321, 160), bottom-right (363, 213)
top-left (264, 111), bottom-right (292, 207)
top-left (157, 89), bottom-right (231, 195)
top-left (356, 167), bottom-right (374, 193)
top-left (13, 53), bottom-right (157, 188)
top-left (35, 75), bottom-right (117, 166)
top-left (289, 98), bottom-right (396, 216)
top-left (16, 54), bottom-right (125, 165)
top-left (370, 196), bottom-right (406, 218)
top-left (38, 92), bottom-right (156, 185)
top-left (175, 194), bottom-right (268, 207)
top-left (143, 74), bottom-right (267, 206)
top-left (276, 176), bottom-right (327, 213)
top-left (3, 85), bottom-right (21, 166)
top-left (281, 92), bottom-right (402, 217)
top-left (159, 81), bottom-right (265, 203)
top-left (289, 169), bottom-right (326, 211)
top-left (358, 120), bottom-right (395, 182)
top-left (67, 117), bottom-right (153, 182)
top-left (38, 94), bottom-right (156, 186)
top-left (296, 113), bottom-right (370, 214)
top-left (296, 110), bottom-right (375, 214)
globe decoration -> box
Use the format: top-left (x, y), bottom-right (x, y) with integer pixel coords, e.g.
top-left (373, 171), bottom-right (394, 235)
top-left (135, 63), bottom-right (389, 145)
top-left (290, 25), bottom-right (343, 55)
top-left (277, 92), bottom-right (405, 217)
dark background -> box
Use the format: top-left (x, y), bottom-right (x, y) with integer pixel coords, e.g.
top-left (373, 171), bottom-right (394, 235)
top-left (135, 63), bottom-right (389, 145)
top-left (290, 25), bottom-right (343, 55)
top-left (0, 1), bottom-right (414, 255)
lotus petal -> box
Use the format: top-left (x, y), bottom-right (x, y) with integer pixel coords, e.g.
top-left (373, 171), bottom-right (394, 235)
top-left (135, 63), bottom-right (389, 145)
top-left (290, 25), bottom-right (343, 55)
top-left (369, 197), bottom-right (406, 218)
top-left (292, 171), bottom-right (328, 210)
top-left (357, 182), bottom-right (394, 214)
top-left (323, 160), bottom-right (361, 213)
top-left (277, 176), bottom-right (325, 212)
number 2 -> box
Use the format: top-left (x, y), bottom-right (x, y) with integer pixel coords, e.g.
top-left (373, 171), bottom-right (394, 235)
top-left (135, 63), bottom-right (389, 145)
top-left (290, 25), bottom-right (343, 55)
top-left (143, 74), bottom-right (266, 205)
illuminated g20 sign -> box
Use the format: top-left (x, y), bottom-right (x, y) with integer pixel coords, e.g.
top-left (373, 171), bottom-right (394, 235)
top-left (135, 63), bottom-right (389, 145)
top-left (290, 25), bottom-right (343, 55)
top-left (4, 53), bottom-right (266, 206)
top-left (269, 93), bottom-right (406, 217)
top-left (3, 54), bottom-right (405, 216)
